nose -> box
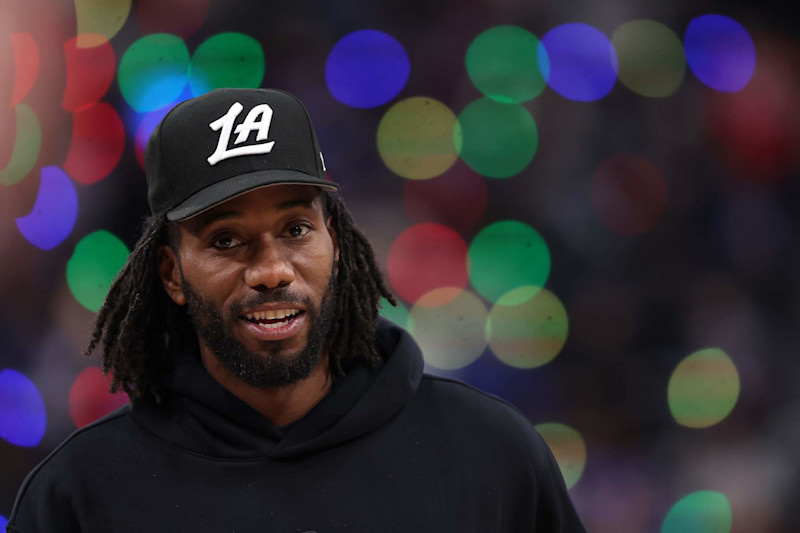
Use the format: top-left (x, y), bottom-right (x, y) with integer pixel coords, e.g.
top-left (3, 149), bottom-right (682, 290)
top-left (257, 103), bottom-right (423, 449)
top-left (242, 239), bottom-right (295, 290)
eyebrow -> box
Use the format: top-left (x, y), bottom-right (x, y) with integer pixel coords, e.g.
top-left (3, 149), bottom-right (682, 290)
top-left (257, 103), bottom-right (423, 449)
top-left (192, 196), bottom-right (318, 231)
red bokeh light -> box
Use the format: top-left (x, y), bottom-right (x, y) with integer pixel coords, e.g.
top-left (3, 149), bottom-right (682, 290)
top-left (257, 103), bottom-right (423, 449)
top-left (402, 161), bottom-right (488, 233)
top-left (387, 223), bottom-right (469, 304)
top-left (591, 154), bottom-right (668, 236)
top-left (137, 0), bottom-right (211, 39)
top-left (706, 37), bottom-right (800, 183)
top-left (10, 33), bottom-right (39, 106)
top-left (64, 102), bottom-right (125, 184)
top-left (62, 35), bottom-right (115, 112)
top-left (68, 367), bottom-right (129, 429)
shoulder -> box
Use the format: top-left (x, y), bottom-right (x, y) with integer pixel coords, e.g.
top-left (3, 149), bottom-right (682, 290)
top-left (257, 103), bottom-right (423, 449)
top-left (416, 374), bottom-right (551, 460)
top-left (8, 405), bottom-right (132, 530)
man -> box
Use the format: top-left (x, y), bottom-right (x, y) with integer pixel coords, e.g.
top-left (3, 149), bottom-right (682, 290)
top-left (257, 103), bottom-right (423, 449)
top-left (8, 88), bottom-right (586, 532)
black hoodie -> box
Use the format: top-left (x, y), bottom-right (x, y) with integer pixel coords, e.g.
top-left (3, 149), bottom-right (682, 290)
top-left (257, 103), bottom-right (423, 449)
top-left (8, 320), bottom-right (586, 532)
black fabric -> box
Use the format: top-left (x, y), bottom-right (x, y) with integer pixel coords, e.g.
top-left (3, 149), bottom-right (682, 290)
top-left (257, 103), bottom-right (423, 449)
top-left (8, 320), bottom-right (587, 532)
top-left (145, 88), bottom-right (338, 221)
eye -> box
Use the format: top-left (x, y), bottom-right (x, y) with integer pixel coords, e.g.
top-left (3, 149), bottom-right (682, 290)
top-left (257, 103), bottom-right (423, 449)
top-left (286, 224), bottom-right (310, 238)
top-left (212, 235), bottom-right (242, 249)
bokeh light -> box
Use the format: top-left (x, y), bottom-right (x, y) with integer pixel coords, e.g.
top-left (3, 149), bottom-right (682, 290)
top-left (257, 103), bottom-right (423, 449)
top-left (118, 33), bottom-right (190, 112)
top-left (387, 223), bottom-right (469, 305)
top-left (0, 369), bottom-right (46, 447)
top-left (15, 166), bottom-right (78, 250)
top-left (10, 33), bottom-right (39, 106)
top-left (668, 348), bottom-right (740, 428)
top-left (69, 367), bottom-right (129, 428)
top-left (0, 515), bottom-right (7, 528)
top-left (541, 23), bottom-right (618, 101)
top-left (468, 220), bottom-right (550, 304)
top-left (63, 103), bottom-right (125, 185)
top-left (62, 35), bottom-right (116, 112)
top-left (661, 490), bottom-right (732, 533)
top-left (458, 98), bottom-right (538, 178)
top-left (189, 32), bottom-right (265, 96)
top-left (534, 422), bottom-right (586, 489)
top-left (378, 297), bottom-right (413, 332)
top-left (685, 15), bottom-right (756, 93)
top-left (487, 287), bottom-right (569, 369)
top-left (465, 25), bottom-right (549, 103)
top-left (325, 29), bottom-right (410, 108)
top-left (134, 103), bottom-right (179, 168)
top-left (591, 154), bottom-right (668, 236)
top-left (74, 0), bottom-right (132, 48)
top-left (705, 41), bottom-right (798, 183)
top-left (409, 288), bottom-right (488, 370)
top-left (137, 0), bottom-right (211, 38)
top-left (612, 20), bottom-right (686, 98)
top-left (377, 97), bottom-right (461, 180)
top-left (0, 104), bottom-right (41, 186)
top-left (402, 162), bottom-right (488, 233)
top-left (66, 230), bottom-right (130, 312)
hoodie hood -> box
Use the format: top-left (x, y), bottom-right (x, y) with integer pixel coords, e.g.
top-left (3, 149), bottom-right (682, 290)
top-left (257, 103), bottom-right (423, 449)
top-left (129, 319), bottom-right (424, 460)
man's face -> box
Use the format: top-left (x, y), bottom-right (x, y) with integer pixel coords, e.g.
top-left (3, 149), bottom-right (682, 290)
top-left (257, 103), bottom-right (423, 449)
top-left (161, 184), bottom-right (340, 388)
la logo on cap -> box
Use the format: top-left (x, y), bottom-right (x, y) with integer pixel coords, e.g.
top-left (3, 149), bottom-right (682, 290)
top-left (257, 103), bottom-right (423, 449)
top-left (207, 102), bottom-right (276, 166)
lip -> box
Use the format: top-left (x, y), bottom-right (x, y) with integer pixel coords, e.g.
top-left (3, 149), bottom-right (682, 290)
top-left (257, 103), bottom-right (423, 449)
top-left (238, 311), bottom-right (307, 341)
top-left (239, 302), bottom-right (307, 314)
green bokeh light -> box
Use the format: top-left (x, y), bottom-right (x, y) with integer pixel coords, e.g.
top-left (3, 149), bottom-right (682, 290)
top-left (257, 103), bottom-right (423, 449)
top-left (668, 348), bottom-right (740, 428)
top-left (377, 97), bottom-right (461, 180)
top-left (468, 221), bottom-right (551, 303)
top-left (118, 33), bottom-right (190, 112)
top-left (612, 20), bottom-right (686, 98)
top-left (190, 32), bottom-right (265, 96)
top-left (457, 98), bottom-right (538, 178)
top-left (466, 25), bottom-right (548, 103)
top-left (487, 287), bottom-right (568, 369)
top-left (534, 423), bottom-right (586, 489)
top-left (0, 105), bottom-right (41, 186)
top-left (378, 296), bottom-right (413, 333)
top-left (410, 288), bottom-right (487, 370)
top-left (661, 491), bottom-right (732, 533)
top-left (67, 231), bottom-right (130, 312)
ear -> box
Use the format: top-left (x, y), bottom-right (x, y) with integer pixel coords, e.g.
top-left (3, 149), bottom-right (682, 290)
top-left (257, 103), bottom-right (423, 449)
top-left (327, 217), bottom-right (340, 265)
top-left (157, 245), bottom-right (187, 306)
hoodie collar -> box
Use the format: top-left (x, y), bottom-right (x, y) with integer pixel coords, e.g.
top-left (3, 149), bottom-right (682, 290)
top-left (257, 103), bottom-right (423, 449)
top-left (130, 319), bottom-right (423, 460)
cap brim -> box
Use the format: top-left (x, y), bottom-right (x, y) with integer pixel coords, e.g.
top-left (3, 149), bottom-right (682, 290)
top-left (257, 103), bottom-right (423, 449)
top-left (166, 169), bottom-right (339, 221)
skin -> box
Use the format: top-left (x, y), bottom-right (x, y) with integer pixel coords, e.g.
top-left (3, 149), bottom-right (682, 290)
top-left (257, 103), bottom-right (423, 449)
top-left (157, 184), bottom-right (340, 426)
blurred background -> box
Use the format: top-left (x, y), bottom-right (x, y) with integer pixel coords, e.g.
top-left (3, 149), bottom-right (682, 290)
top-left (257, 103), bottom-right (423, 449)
top-left (1, 0), bottom-right (798, 530)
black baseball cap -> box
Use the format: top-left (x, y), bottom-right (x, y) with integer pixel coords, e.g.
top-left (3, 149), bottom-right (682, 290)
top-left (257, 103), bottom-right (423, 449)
top-left (145, 88), bottom-right (338, 221)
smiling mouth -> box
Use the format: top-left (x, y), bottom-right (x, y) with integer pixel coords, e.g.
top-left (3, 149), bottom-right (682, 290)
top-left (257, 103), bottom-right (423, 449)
top-left (241, 309), bottom-right (304, 330)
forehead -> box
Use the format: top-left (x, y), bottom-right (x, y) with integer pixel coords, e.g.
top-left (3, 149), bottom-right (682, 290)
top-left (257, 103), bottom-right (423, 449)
top-left (184, 184), bottom-right (324, 230)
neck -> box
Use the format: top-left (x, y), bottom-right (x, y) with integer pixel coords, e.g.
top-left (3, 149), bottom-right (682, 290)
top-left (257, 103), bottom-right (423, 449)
top-left (199, 345), bottom-right (332, 427)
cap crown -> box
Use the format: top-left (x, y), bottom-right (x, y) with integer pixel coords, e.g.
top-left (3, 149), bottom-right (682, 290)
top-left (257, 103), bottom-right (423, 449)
top-left (145, 88), bottom-right (330, 220)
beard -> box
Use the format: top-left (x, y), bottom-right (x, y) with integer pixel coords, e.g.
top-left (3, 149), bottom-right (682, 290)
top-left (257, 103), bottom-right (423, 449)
top-left (180, 271), bottom-right (337, 389)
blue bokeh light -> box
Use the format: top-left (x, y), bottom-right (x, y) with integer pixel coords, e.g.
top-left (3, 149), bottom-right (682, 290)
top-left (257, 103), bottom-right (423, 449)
top-left (0, 369), bottom-right (46, 447)
top-left (685, 14), bottom-right (756, 92)
top-left (15, 167), bottom-right (78, 250)
top-left (0, 514), bottom-right (7, 529)
top-left (325, 29), bottom-right (410, 108)
top-left (541, 23), bottom-right (618, 102)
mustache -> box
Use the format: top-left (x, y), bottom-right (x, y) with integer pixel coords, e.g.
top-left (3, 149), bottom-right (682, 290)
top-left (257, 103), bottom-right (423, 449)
top-left (229, 287), bottom-right (314, 317)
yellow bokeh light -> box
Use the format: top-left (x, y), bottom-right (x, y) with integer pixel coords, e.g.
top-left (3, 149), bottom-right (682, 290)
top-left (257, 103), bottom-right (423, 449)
top-left (377, 97), bottom-right (461, 180)
top-left (486, 287), bottom-right (568, 369)
top-left (410, 288), bottom-right (487, 370)
top-left (534, 422), bottom-right (587, 490)
top-left (74, 0), bottom-right (132, 48)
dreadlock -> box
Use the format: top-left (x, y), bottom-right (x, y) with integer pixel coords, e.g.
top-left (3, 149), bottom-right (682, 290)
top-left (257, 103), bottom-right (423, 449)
top-left (85, 190), bottom-right (396, 402)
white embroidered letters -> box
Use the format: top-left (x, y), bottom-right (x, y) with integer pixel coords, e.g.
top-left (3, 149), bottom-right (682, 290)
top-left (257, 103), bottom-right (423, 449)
top-left (207, 102), bottom-right (276, 165)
